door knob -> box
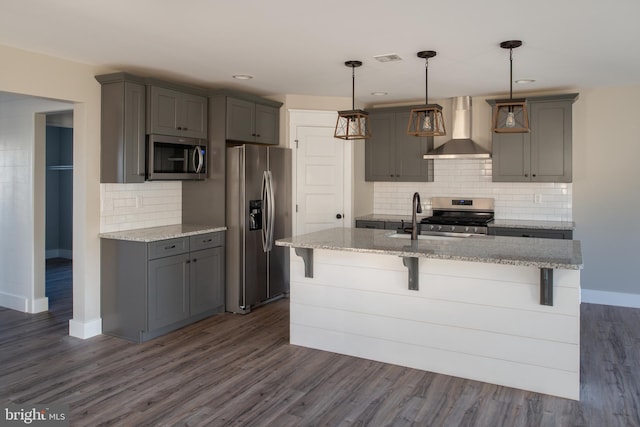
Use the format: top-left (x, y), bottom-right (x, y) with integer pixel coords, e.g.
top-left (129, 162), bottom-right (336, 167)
top-left (336, 214), bottom-right (343, 219)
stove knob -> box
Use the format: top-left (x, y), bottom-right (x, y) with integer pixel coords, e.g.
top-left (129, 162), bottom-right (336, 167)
top-left (473, 227), bottom-right (478, 233)
top-left (430, 225), bottom-right (435, 231)
top-left (437, 225), bottom-right (442, 231)
top-left (451, 226), bottom-right (456, 232)
top-left (464, 227), bottom-right (470, 232)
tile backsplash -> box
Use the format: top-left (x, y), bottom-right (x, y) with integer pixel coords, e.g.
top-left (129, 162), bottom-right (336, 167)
top-left (100, 182), bottom-right (182, 232)
top-left (374, 159), bottom-right (572, 221)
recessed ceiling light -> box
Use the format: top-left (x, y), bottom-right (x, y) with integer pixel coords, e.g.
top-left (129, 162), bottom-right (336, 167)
top-left (371, 92), bottom-right (388, 96)
top-left (515, 79), bottom-right (535, 84)
top-left (373, 53), bottom-right (402, 63)
top-left (233, 74), bottom-right (253, 80)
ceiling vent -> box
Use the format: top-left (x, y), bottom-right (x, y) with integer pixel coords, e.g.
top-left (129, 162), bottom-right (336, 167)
top-left (373, 53), bottom-right (402, 63)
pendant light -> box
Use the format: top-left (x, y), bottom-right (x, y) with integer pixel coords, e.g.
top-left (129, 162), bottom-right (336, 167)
top-left (407, 51), bottom-right (445, 137)
top-left (492, 40), bottom-right (530, 133)
top-left (334, 60), bottom-right (371, 140)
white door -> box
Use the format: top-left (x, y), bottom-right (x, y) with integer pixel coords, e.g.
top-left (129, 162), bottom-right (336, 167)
top-left (295, 125), bottom-right (344, 235)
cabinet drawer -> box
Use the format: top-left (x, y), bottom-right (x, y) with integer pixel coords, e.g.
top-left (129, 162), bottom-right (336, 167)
top-left (189, 232), bottom-right (224, 251)
top-left (148, 237), bottom-right (189, 260)
top-left (355, 220), bottom-right (385, 229)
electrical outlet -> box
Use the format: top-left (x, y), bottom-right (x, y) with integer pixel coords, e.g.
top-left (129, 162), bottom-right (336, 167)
top-left (534, 194), bottom-right (543, 204)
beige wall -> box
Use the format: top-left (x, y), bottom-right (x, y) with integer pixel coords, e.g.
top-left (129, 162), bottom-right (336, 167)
top-left (0, 44), bottom-right (113, 337)
top-left (572, 85), bottom-right (640, 296)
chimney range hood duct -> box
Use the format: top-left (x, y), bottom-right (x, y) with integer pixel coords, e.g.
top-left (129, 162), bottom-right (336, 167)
top-left (423, 96), bottom-right (491, 159)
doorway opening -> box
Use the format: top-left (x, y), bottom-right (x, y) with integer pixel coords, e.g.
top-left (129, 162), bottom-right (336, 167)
top-left (45, 111), bottom-right (73, 315)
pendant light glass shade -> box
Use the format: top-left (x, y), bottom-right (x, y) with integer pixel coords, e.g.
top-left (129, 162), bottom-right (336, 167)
top-left (335, 110), bottom-right (370, 140)
top-left (492, 40), bottom-right (530, 133)
top-left (407, 50), bottom-right (446, 137)
top-left (335, 60), bottom-right (371, 140)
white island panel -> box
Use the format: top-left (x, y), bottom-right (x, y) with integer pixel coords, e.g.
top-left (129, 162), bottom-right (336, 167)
top-left (289, 248), bottom-right (581, 400)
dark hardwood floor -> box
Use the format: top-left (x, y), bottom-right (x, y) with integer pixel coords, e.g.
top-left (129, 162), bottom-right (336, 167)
top-left (1, 259), bottom-right (639, 426)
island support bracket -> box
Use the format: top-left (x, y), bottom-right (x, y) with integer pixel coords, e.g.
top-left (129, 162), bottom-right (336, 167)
top-left (540, 268), bottom-right (553, 306)
top-left (402, 257), bottom-right (419, 291)
top-left (294, 248), bottom-right (314, 278)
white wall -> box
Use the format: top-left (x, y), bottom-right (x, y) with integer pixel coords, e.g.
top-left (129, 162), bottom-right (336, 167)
top-left (0, 44), bottom-right (111, 337)
top-left (0, 94), bottom-right (72, 312)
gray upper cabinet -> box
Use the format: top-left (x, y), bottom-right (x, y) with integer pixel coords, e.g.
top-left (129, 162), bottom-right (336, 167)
top-left (96, 73), bottom-right (146, 183)
top-left (226, 97), bottom-right (279, 145)
top-left (366, 107), bottom-right (434, 182)
top-left (148, 86), bottom-right (207, 139)
top-left (489, 93), bottom-right (578, 183)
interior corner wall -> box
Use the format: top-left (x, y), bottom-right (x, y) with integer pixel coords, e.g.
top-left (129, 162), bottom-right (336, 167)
top-left (0, 43), bottom-right (112, 336)
top-left (0, 96), bottom-right (72, 312)
top-left (572, 85), bottom-right (640, 298)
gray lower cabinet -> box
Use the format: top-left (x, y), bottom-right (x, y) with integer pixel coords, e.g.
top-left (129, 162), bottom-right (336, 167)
top-left (489, 93), bottom-right (578, 183)
top-left (147, 85), bottom-right (208, 139)
top-left (96, 73), bottom-right (147, 183)
top-left (101, 231), bottom-right (225, 342)
top-left (356, 219), bottom-right (405, 231)
top-left (365, 107), bottom-right (434, 182)
top-left (488, 227), bottom-right (573, 239)
top-left (226, 97), bottom-right (279, 145)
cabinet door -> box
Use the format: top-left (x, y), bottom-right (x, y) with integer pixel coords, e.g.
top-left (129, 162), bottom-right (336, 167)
top-left (181, 93), bottom-right (208, 139)
top-left (355, 220), bottom-right (385, 229)
top-left (492, 132), bottom-right (531, 182)
top-left (530, 101), bottom-right (572, 182)
top-left (255, 103), bottom-right (279, 145)
top-left (123, 82), bottom-right (146, 183)
top-left (226, 97), bottom-right (255, 142)
top-left (394, 111), bottom-right (434, 182)
top-left (365, 112), bottom-right (396, 181)
top-left (148, 253), bottom-right (190, 330)
top-left (148, 86), bottom-right (181, 136)
top-left (190, 247), bottom-right (224, 316)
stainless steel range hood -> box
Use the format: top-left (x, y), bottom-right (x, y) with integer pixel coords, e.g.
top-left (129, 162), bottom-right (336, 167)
top-left (423, 96), bottom-right (491, 159)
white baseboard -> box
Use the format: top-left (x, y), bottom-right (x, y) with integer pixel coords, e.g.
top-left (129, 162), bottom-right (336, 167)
top-left (32, 297), bottom-right (49, 313)
top-left (69, 318), bottom-right (102, 339)
top-left (581, 289), bottom-right (640, 309)
top-left (0, 291), bottom-right (28, 312)
top-left (0, 293), bottom-right (49, 313)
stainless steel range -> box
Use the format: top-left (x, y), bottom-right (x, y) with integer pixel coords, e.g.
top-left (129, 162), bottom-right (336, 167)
top-left (420, 197), bottom-right (494, 236)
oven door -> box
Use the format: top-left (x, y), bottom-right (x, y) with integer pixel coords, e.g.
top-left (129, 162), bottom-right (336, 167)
top-left (147, 134), bottom-right (207, 180)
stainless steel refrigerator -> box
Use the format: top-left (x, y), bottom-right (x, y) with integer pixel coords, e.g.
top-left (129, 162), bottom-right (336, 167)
top-left (226, 145), bottom-right (291, 314)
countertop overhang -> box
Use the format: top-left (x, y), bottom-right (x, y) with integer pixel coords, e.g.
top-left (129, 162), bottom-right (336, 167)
top-left (99, 224), bottom-right (226, 242)
top-left (276, 227), bottom-right (582, 270)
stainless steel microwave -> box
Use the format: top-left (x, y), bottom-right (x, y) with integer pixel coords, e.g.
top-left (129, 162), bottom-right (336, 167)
top-left (147, 134), bottom-right (207, 180)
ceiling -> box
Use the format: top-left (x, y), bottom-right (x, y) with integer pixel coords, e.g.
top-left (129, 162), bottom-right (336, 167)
top-left (2, 0), bottom-right (639, 106)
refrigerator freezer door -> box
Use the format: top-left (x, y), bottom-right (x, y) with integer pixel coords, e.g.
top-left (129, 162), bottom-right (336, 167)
top-left (267, 147), bottom-right (291, 298)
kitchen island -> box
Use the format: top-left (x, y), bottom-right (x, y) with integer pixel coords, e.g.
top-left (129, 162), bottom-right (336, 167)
top-left (276, 227), bottom-right (582, 400)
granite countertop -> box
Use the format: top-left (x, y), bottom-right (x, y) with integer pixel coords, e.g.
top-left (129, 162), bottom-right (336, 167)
top-left (356, 215), bottom-right (575, 231)
top-left (488, 219), bottom-right (575, 230)
top-left (356, 214), bottom-right (426, 223)
top-left (99, 224), bottom-right (226, 242)
top-left (276, 227), bottom-right (582, 270)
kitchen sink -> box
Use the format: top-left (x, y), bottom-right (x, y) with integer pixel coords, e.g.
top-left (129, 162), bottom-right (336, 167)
top-left (387, 232), bottom-right (473, 240)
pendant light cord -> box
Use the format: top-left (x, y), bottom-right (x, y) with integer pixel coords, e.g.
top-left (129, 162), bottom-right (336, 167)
top-left (351, 65), bottom-right (355, 110)
top-left (424, 58), bottom-right (429, 104)
top-left (509, 48), bottom-right (513, 101)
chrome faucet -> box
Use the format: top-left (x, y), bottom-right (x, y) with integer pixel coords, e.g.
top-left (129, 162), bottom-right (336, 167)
top-left (411, 192), bottom-right (422, 240)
